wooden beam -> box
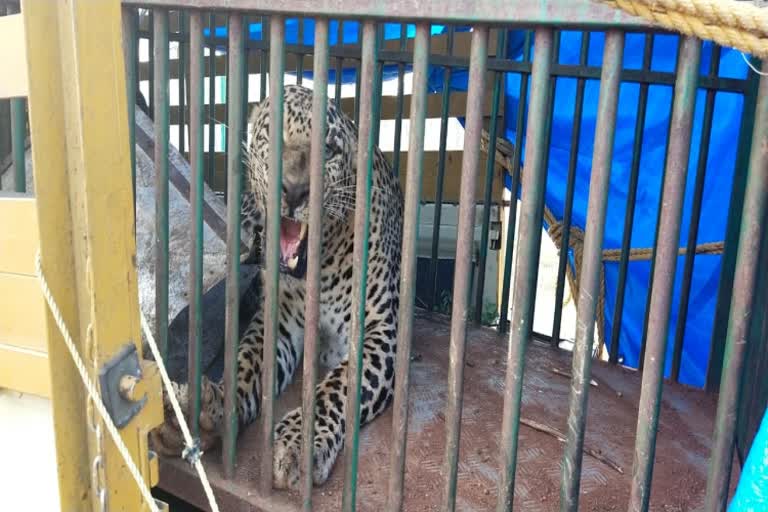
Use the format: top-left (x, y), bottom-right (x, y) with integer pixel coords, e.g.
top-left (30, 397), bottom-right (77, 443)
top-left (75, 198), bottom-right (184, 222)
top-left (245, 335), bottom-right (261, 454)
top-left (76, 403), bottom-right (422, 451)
top-left (23, 1), bottom-right (164, 509)
top-left (169, 90), bottom-right (498, 125)
top-left (199, 150), bottom-right (504, 203)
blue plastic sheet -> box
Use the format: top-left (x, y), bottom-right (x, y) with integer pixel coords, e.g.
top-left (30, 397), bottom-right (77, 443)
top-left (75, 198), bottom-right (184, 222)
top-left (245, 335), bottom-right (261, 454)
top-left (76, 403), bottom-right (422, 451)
top-left (210, 21), bottom-right (749, 388)
top-left (730, 407), bottom-right (768, 511)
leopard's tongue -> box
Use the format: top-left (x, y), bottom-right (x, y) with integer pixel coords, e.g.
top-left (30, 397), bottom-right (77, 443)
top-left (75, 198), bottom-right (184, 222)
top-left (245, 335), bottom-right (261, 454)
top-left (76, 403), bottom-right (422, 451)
top-left (279, 218), bottom-right (304, 268)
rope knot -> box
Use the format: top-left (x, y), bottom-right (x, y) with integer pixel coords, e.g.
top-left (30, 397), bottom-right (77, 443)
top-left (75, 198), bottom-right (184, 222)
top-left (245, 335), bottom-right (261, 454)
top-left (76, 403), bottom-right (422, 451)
top-left (182, 438), bottom-right (203, 467)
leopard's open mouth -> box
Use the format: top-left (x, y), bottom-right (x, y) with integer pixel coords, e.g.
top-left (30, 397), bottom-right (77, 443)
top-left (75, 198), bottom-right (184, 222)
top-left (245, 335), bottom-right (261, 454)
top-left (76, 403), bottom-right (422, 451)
top-left (279, 217), bottom-right (309, 278)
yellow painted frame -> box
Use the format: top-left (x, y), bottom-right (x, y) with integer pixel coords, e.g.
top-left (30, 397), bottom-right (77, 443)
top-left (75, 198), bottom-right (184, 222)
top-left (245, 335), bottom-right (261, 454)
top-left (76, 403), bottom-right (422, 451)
top-left (18, 1), bottom-right (165, 510)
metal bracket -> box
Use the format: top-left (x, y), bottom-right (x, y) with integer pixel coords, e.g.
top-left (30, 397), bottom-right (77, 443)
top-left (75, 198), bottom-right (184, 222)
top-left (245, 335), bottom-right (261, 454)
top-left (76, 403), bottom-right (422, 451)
top-left (99, 342), bottom-right (146, 428)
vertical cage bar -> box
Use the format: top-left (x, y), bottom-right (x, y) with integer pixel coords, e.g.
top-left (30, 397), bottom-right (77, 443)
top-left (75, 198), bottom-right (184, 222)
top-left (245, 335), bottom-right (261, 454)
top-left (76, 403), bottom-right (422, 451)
top-left (670, 46), bottom-right (721, 381)
top-left (154, 9), bottom-right (171, 359)
top-left (178, 11), bottom-right (187, 155)
top-left (559, 29), bottom-right (624, 511)
top-left (187, 11), bottom-right (205, 440)
top-left (386, 23), bottom-right (430, 512)
top-left (260, 15), bottom-right (286, 495)
top-left (300, 17), bottom-right (329, 512)
top-left (638, 108), bottom-right (676, 372)
top-left (496, 28), bottom-right (554, 512)
top-left (222, 11), bottom-right (245, 479)
top-left (296, 18), bottom-right (304, 85)
top-left (149, 10), bottom-right (155, 113)
top-left (122, 7), bottom-right (138, 203)
top-left (551, 31), bottom-right (590, 346)
top-left (428, 26), bottom-right (455, 311)
top-left (391, 24), bottom-right (408, 176)
top-left (259, 16), bottom-right (268, 102)
top-left (342, 21), bottom-right (380, 512)
top-left (353, 23), bottom-right (363, 129)
top-left (10, 98), bottom-right (25, 194)
top-left (498, 31), bottom-right (532, 333)
top-left (207, 13), bottom-right (216, 185)
top-left (628, 36), bottom-right (701, 512)
top-left (609, 35), bottom-right (653, 363)
top-left (704, 70), bottom-right (768, 512)
top-left (440, 25), bottom-right (489, 512)
top-left (334, 21), bottom-right (343, 105)
top-left (474, 30), bottom-right (507, 324)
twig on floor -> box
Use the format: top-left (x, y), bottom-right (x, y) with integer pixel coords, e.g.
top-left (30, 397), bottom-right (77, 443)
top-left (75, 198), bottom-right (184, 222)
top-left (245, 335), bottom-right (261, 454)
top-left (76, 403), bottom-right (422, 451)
top-left (520, 417), bottom-right (623, 474)
top-left (550, 367), bottom-right (598, 387)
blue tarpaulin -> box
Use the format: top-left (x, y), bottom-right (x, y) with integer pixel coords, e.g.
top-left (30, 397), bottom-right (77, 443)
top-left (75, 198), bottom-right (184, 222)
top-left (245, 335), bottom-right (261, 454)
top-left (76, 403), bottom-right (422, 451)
top-left (209, 21), bottom-right (749, 389)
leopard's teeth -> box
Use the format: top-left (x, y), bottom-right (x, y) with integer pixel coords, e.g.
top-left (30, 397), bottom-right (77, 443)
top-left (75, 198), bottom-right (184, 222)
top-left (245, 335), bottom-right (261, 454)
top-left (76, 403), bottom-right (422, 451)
top-left (299, 222), bottom-right (308, 240)
top-left (287, 255), bottom-right (299, 270)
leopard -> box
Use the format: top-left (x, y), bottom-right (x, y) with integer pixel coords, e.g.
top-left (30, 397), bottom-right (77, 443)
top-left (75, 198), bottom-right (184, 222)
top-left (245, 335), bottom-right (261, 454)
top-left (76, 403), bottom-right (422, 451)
top-left (151, 84), bottom-right (403, 490)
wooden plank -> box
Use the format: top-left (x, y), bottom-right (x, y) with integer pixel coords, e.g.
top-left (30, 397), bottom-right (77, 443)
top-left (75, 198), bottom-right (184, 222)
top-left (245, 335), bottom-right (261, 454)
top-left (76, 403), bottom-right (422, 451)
top-left (0, 272), bottom-right (47, 352)
top-left (200, 150), bottom-right (504, 203)
top-left (0, 195), bottom-right (38, 276)
top-left (0, 344), bottom-right (50, 398)
top-left (0, 14), bottom-right (28, 99)
top-left (169, 90), bottom-right (497, 124)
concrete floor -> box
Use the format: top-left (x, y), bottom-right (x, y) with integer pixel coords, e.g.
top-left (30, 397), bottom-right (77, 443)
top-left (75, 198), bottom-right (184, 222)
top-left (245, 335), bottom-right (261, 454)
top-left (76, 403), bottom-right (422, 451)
top-left (0, 389), bottom-right (60, 512)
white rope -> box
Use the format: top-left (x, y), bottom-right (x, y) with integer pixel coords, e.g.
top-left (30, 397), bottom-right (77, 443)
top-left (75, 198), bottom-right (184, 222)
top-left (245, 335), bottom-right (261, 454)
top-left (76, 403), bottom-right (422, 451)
top-left (139, 310), bottom-right (221, 512)
top-left (36, 251), bottom-right (221, 512)
top-left (35, 252), bottom-right (160, 512)
top-left (741, 51), bottom-right (768, 76)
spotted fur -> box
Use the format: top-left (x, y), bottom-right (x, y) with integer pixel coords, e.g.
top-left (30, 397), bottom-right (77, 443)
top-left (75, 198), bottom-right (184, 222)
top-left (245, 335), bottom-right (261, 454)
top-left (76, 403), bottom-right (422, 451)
top-left (152, 85), bottom-right (403, 489)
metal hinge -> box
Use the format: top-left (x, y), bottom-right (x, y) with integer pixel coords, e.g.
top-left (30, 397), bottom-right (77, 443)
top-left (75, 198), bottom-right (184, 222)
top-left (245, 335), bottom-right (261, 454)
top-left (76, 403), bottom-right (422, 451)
top-left (98, 342), bottom-right (147, 428)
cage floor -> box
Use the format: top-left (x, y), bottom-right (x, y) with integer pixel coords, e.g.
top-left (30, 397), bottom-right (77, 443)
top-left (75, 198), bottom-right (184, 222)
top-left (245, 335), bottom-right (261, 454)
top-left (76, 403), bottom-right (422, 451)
top-left (158, 311), bottom-right (731, 512)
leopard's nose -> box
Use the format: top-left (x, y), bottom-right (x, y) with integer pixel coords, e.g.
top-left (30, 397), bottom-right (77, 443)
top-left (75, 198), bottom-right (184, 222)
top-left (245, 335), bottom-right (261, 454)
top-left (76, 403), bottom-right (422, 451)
top-left (283, 182), bottom-right (309, 215)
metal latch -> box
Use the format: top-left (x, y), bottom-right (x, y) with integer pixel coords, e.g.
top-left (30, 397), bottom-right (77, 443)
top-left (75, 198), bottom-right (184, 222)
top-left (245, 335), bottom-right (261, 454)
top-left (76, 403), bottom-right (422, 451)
top-left (99, 342), bottom-right (147, 428)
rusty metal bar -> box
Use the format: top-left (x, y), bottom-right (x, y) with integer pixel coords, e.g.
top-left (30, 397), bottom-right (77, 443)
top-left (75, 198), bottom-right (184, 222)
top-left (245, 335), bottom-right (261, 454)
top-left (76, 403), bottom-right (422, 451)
top-left (559, 29), bottom-right (624, 511)
top-left (342, 21), bottom-right (380, 512)
top-left (670, 45), bottom-right (721, 382)
top-left (704, 70), bottom-right (768, 512)
top-left (149, 9), bottom-right (155, 112)
top-left (10, 97), bottom-right (25, 193)
top-left (428, 25), bottom-right (455, 311)
top-left (474, 29), bottom-right (507, 324)
top-left (551, 31), bottom-right (589, 346)
top-left (440, 25), bottom-right (489, 512)
top-left (259, 16), bottom-right (268, 102)
top-left (386, 22), bottom-right (430, 512)
top-left (178, 11), bottom-right (187, 155)
top-left (122, 0), bottom-right (653, 27)
top-left (154, 9), bottom-right (170, 359)
top-left (609, 34), bottom-right (654, 363)
top-left (496, 27), bottom-right (554, 512)
top-left (187, 10), bottom-right (205, 441)
top-left (260, 14), bottom-right (286, 495)
top-left (296, 18), bottom-right (305, 85)
top-left (353, 23), bottom-right (363, 129)
top-left (628, 36), bottom-right (702, 512)
top-left (207, 12), bottom-right (216, 185)
top-left (391, 24), bottom-right (407, 176)
top-left (498, 31), bottom-right (532, 333)
top-left (334, 21), bottom-right (343, 105)
top-left (222, 11), bottom-right (246, 479)
top-left (300, 17), bottom-right (329, 512)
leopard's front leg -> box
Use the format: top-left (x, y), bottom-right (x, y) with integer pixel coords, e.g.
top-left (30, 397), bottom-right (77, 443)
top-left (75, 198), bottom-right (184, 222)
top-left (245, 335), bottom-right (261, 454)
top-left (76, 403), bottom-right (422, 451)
top-left (151, 278), bottom-right (305, 457)
top-left (272, 331), bottom-right (396, 489)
